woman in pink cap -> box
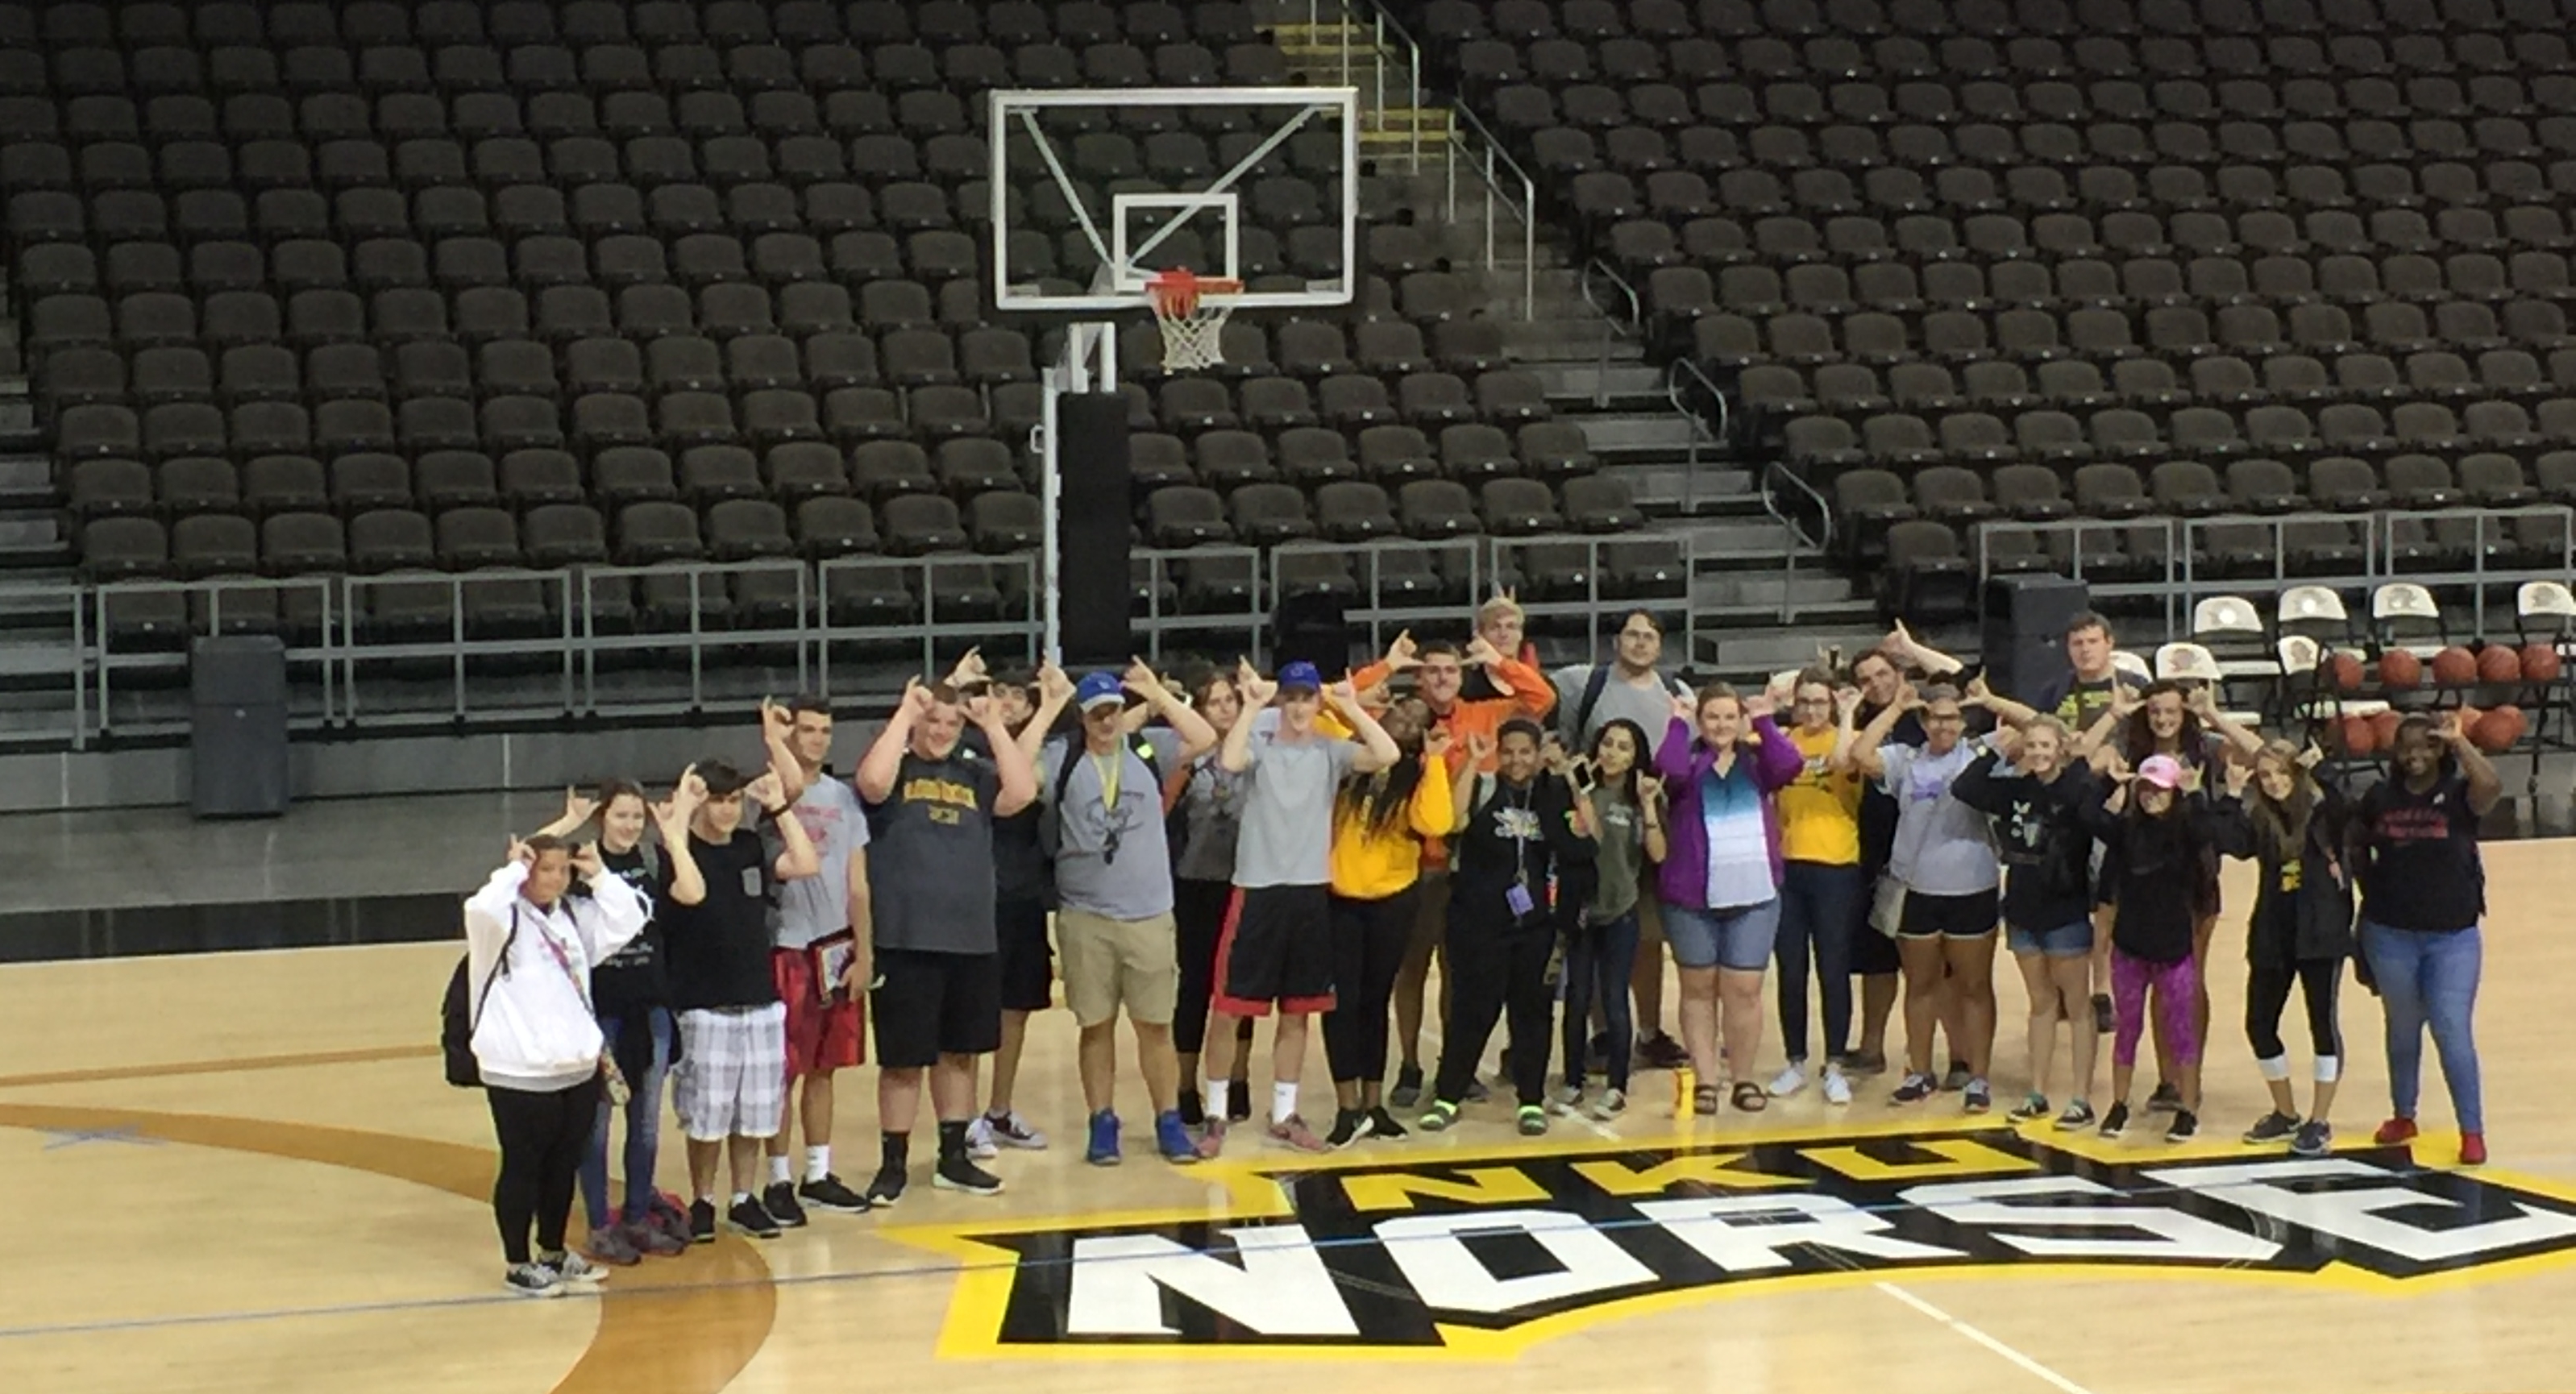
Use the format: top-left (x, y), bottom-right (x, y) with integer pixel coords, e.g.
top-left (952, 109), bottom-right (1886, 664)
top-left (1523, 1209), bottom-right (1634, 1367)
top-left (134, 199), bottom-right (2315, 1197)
top-left (2076, 752), bottom-right (2252, 1143)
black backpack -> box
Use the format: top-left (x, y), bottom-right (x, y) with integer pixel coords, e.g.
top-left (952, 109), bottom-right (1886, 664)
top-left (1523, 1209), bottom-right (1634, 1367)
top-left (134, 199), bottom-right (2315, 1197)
top-left (440, 907), bottom-right (519, 1089)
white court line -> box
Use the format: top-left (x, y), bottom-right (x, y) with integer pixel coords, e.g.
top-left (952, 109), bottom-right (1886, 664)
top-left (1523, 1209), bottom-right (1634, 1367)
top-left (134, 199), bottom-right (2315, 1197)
top-left (1875, 1282), bottom-right (2099, 1394)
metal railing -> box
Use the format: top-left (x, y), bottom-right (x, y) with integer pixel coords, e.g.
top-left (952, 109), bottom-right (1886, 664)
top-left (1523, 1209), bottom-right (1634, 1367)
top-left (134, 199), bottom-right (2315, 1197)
top-left (1577, 258), bottom-right (1643, 407)
top-left (1664, 355), bottom-right (1737, 517)
top-left (1300, 0), bottom-right (1540, 317)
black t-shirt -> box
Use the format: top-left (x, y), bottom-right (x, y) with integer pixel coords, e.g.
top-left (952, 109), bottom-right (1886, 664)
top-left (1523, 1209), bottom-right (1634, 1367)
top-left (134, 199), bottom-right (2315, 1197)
top-left (1452, 773), bottom-right (1594, 929)
top-left (2035, 672), bottom-right (2125, 732)
top-left (1952, 753), bottom-right (2098, 933)
top-left (2088, 799), bottom-right (2250, 963)
top-left (2355, 771), bottom-right (2486, 932)
top-left (865, 749), bottom-right (1002, 955)
top-left (966, 727), bottom-right (1050, 907)
top-left (1856, 703), bottom-right (1928, 869)
top-left (658, 828), bottom-right (781, 1010)
top-left (588, 844), bottom-right (668, 1019)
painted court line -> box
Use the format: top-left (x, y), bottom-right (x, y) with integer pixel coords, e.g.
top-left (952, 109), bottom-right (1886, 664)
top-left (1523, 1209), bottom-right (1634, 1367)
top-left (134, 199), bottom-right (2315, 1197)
top-left (1876, 1282), bottom-right (2098, 1394)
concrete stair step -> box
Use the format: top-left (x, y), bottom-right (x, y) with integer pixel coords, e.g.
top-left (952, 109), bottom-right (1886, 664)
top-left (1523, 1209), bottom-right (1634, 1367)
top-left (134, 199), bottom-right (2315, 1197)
top-left (0, 454), bottom-right (54, 508)
top-left (1579, 414), bottom-right (1709, 454)
top-left (1695, 626), bottom-right (1893, 677)
top-left (1527, 363), bottom-right (1668, 406)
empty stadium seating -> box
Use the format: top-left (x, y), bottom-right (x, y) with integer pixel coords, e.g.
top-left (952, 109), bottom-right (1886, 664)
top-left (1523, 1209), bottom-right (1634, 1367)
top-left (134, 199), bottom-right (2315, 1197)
top-left (1389, 0), bottom-right (2576, 613)
top-left (12, 0), bottom-right (1612, 648)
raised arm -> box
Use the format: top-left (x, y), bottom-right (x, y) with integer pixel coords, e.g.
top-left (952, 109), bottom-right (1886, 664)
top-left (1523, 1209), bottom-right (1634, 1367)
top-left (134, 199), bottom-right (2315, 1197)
top-left (1452, 732), bottom-right (1493, 826)
top-left (463, 848), bottom-right (532, 989)
top-left (1638, 774), bottom-right (1671, 863)
top-left (974, 691), bottom-right (1039, 817)
top-left (2444, 707), bottom-right (2506, 815)
top-left (651, 769), bottom-right (707, 907)
top-left (856, 680), bottom-right (928, 805)
top-left (1128, 658), bottom-right (1219, 761)
top-left (1017, 661), bottom-right (1074, 765)
top-left (533, 787), bottom-right (599, 840)
top-left (1331, 678), bottom-right (1402, 774)
top-left (1410, 730), bottom-right (1458, 837)
top-left (1219, 660), bottom-right (1274, 774)
top-left (1847, 685), bottom-right (1918, 782)
top-left (1888, 621), bottom-right (1965, 678)
top-left (1949, 744), bottom-right (2012, 815)
top-left (568, 842), bottom-right (647, 962)
top-left (1966, 672), bottom-right (2040, 730)
top-left (2187, 685), bottom-right (2266, 759)
top-left (1747, 710), bottom-right (1807, 791)
top-left (1465, 634), bottom-right (1557, 717)
top-left (1653, 696), bottom-right (1698, 782)
top-left (1344, 630), bottom-right (1419, 707)
top-left (761, 699), bottom-right (807, 805)
top-left (751, 770), bottom-right (821, 881)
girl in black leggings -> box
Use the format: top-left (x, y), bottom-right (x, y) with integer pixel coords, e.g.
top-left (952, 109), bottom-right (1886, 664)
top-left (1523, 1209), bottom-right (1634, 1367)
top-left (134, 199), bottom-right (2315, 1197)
top-left (1164, 666), bottom-right (1253, 1126)
top-left (2238, 740), bottom-right (2353, 1157)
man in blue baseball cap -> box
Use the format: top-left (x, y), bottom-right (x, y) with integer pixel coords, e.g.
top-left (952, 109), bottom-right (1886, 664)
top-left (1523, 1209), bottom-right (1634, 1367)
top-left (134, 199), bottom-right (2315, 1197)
top-left (1012, 661), bottom-right (1219, 1165)
top-left (1196, 658), bottom-right (1402, 1155)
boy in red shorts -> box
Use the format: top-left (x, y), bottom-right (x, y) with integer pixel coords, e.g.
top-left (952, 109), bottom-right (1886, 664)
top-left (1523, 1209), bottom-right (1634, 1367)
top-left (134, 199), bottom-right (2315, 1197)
top-left (762, 696), bottom-right (875, 1221)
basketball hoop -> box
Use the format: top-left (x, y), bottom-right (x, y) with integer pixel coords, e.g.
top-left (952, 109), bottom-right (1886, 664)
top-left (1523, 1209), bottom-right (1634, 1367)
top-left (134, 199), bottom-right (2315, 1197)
top-left (1145, 268), bottom-right (1241, 373)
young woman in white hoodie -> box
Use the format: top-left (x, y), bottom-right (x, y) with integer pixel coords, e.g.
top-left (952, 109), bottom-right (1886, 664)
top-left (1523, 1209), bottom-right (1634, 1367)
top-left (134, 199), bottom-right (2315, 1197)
top-left (466, 832), bottom-right (649, 1297)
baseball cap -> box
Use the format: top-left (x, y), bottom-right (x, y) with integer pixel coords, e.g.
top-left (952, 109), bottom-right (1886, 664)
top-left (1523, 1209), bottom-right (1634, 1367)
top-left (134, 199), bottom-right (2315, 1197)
top-left (1278, 660), bottom-right (1323, 692)
top-left (2136, 754), bottom-right (2187, 790)
top-left (1075, 671), bottom-right (1125, 711)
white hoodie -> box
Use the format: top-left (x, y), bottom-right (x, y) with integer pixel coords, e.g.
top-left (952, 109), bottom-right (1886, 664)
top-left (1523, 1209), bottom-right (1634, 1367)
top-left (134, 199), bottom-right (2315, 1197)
top-left (464, 860), bottom-right (648, 1093)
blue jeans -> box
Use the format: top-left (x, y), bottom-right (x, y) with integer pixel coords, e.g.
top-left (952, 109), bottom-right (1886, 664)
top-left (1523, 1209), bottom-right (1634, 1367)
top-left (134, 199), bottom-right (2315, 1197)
top-left (1775, 862), bottom-right (1861, 1063)
top-left (580, 1007), bottom-right (674, 1230)
top-left (2360, 920), bottom-right (2483, 1134)
top-left (1560, 910), bottom-right (1639, 1092)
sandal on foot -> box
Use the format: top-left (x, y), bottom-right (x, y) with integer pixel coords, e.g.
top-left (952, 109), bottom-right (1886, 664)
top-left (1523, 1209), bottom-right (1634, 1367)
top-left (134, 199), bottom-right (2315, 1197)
top-left (1690, 1084), bottom-right (1722, 1116)
top-left (1731, 1081), bottom-right (1768, 1113)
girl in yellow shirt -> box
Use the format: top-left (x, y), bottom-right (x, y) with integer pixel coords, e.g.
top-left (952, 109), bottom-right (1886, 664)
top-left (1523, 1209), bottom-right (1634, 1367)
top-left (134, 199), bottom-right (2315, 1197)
top-left (1323, 698), bottom-right (1454, 1146)
top-left (1771, 669), bottom-right (1864, 1105)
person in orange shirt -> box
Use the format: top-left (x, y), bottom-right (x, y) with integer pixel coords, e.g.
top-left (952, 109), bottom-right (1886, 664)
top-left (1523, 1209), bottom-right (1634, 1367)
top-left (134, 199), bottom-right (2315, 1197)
top-left (1348, 633), bottom-right (1556, 1107)
top-left (1322, 699), bottom-right (1456, 1147)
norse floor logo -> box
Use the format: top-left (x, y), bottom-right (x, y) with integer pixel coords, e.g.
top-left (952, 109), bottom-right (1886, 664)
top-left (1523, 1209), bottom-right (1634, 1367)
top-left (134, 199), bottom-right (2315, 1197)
top-left (894, 1123), bottom-right (2576, 1358)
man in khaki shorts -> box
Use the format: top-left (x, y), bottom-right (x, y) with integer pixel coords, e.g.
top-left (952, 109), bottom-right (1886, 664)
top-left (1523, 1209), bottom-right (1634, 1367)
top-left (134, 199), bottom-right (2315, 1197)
top-left (1037, 663), bottom-right (1219, 1166)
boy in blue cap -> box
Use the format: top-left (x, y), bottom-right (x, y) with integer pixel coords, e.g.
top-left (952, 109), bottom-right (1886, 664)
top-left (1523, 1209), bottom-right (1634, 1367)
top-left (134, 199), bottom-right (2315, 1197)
top-left (1197, 659), bottom-right (1401, 1155)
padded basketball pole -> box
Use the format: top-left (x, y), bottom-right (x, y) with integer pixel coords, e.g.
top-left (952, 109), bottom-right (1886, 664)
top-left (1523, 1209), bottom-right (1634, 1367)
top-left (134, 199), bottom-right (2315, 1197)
top-left (1037, 319), bottom-right (1118, 664)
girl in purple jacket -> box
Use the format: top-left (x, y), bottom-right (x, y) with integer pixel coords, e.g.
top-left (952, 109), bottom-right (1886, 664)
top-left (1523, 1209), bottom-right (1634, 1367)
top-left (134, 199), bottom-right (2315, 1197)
top-left (1655, 682), bottom-right (1807, 1114)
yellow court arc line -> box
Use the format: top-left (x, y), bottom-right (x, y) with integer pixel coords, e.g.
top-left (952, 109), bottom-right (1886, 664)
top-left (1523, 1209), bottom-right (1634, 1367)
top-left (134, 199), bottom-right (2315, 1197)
top-left (0, 1101), bottom-right (775, 1394)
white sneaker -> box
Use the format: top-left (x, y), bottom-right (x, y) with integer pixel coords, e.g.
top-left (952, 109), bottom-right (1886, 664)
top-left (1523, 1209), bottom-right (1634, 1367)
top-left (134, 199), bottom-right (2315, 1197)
top-left (1546, 1084), bottom-right (1584, 1116)
top-left (965, 1115), bottom-right (1000, 1160)
top-left (982, 1110), bottom-right (1049, 1151)
top-left (505, 1263), bottom-right (563, 1299)
top-left (544, 1251), bottom-right (609, 1287)
top-left (1768, 1064), bottom-right (1809, 1098)
top-left (1822, 1067), bottom-right (1853, 1106)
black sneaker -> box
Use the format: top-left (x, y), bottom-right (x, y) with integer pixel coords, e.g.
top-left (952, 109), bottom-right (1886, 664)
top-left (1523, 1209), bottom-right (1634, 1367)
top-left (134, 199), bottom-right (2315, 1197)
top-left (2100, 1101), bottom-right (2130, 1139)
top-left (798, 1173), bottom-right (870, 1214)
top-left (761, 1181), bottom-right (808, 1229)
top-left (2242, 1111), bottom-right (2301, 1146)
top-left (1891, 1072), bottom-right (1937, 1104)
top-left (728, 1195), bottom-right (783, 1239)
top-left (688, 1198), bottom-right (717, 1245)
top-left (1639, 1032), bottom-right (1691, 1070)
top-left (2147, 1081), bottom-right (2183, 1113)
top-left (1178, 1088), bottom-right (1205, 1128)
top-left (1324, 1107), bottom-right (1373, 1149)
top-left (1841, 1049), bottom-right (1888, 1077)
top-left (1465, 1077), bottom-right (1492, 1103)
top-left (1367, 1105), bottom-right (1409, 1139)
top-left (1226, 1083), bottom-right (1253, 1122)
top-left (1941, 1064), bottom-right (1971, 1092)
top-left (862, 1167), bottom-right (906, 1209)
top-left (2166, 1109), bottom-right (2200, 1143)
top-left (2092, 994), bottom-right (2113, 1032)
top-left (2008, 1092), bottom-right (2051, 1122)
top-left (2291, 1119), bottom-right (2333, 1157)
top-left (1388, 1065), bottom-right (1425, 1109)
top-left (1962, 1079), bottom-right (1992, 1114)
top-left (934, 1152), bottom-right (1005, 1196)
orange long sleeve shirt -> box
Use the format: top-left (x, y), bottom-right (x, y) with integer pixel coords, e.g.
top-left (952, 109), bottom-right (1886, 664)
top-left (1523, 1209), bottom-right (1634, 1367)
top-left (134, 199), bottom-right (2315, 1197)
top-left (1347, 654), bottom-right (1556, 869)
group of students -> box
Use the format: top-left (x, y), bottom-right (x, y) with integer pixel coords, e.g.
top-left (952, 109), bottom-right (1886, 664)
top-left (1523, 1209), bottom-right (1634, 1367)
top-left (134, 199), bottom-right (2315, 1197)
top-left (452, 598), bottom-right (2500, 1298)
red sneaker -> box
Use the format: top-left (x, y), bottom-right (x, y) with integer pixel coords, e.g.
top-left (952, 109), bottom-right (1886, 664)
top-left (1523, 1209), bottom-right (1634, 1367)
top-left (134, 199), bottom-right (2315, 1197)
top-left (2373, 1116), bottom-right (2419, 1145)
top-left (2459, 1132), bottom-right (2487, 1165)
top-left (1267, 1115), bottom-right (1332, 1154)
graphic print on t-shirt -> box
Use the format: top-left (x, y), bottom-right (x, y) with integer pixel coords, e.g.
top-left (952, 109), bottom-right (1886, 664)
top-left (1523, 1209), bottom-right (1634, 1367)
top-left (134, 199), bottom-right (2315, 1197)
top-left (904, 772), bottom-right (983, 826)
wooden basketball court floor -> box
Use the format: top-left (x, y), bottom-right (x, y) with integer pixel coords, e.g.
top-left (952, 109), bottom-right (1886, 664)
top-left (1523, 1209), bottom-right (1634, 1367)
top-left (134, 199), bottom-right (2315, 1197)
top-left (7, 844), bottom-right (2576, 1394)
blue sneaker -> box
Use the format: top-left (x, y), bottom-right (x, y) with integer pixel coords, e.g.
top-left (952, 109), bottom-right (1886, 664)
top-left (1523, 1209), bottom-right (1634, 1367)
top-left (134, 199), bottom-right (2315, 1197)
top-left (1085, 1110), bottom-right (1121, 1167)
top-left (1154, 1110), bottom-right (1198, 1164)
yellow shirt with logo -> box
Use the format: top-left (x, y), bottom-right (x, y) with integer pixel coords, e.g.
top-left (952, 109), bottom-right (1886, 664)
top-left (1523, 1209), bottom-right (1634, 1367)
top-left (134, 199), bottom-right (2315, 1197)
top-left (1776, 725), bottom-right (1862, 865)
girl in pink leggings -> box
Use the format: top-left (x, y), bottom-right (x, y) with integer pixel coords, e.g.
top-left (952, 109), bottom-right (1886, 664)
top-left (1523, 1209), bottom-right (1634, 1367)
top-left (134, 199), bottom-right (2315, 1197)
top-left (2077, 754), bottom-right (2253, 1143)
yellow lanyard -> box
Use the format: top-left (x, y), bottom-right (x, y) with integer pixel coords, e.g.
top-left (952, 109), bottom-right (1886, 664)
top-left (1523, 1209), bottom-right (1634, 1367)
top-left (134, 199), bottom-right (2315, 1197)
top-left (1092, 750), bottom-right (1122, 808)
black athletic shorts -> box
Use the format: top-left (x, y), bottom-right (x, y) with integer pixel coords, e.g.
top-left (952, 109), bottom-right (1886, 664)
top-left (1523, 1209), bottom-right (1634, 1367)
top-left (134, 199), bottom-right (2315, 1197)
top-left (1851, 867), bottom-right (1902, 974)
top-left (1213, 884), bottom-right (1336, 1017)
top-left (995, 895), bottom-right (1054, 1013)
top-left (1897, 887), bottom-right (2002, 940)
top-left (870, 948), bottom-right (1003, 1069)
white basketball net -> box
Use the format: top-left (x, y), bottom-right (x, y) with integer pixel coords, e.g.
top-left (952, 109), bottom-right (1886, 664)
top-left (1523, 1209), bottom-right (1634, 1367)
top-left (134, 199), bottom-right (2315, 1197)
top-left (1148, 271), bottom-right (1239, 373)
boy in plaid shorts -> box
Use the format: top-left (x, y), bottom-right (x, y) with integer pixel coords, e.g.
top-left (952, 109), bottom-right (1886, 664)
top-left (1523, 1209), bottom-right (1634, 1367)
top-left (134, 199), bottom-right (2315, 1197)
top-left (657, 760), bottom-right (820, 1243)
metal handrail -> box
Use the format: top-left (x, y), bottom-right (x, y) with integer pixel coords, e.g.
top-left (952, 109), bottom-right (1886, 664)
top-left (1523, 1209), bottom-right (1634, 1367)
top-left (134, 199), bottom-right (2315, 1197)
top-left (1577, 257), bottom-right (1643, 407)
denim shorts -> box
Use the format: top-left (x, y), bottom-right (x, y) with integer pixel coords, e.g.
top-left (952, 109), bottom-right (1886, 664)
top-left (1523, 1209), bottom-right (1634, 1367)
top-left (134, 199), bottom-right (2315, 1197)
top-left (2008, 919), bottom-right (2095, 958)
top-left (1662, 898), bottom-right (1782, 972)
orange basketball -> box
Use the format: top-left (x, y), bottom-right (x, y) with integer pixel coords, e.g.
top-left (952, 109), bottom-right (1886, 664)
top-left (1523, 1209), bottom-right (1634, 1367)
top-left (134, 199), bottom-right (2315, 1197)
top-left (2370, 709), bottom-right (2403, 749)
top-left (2522, 643), bottom-right (2563, 683)
top-left (2432, 646), bottom-right (2479, 685)
top-left (2337, 713), bottom-right (2379, 755)
top-left (2473, 706), bottom-right (2522, 753)
top-left (2378, 649), bottom-right (2422, 688)
top-left (2478, 644), bottom-right (2523, 683)
top-left (2329, 652), bottom-right (2366, 692)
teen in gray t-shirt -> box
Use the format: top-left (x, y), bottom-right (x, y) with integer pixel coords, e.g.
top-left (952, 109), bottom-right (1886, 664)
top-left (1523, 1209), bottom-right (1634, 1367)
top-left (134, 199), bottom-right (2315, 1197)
top-left (1552, 663), bottom-right (1694, 747)
top-left (1232, 728), bottom-right (1360, 888)
top-left (1041, 728), bottom-right (1181, 921)
top-left (773, 777), bottom-right (870, 949)
top-left (1880, 741), bottom-right (2002, 896)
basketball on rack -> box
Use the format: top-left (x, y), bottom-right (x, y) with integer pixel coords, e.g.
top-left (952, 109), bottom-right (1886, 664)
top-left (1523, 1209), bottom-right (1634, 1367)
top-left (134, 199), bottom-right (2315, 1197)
top-left (2474, 705), bottom-right (2525, 753)
top-left (2433, 646), bottom-right (2480, 685)
top-left (2338, 712), bottom-right (2379, 755)
top-left (2479, 644), bottom-right (2524, 683)
top-left (2379, 649), bottom-right (2422, 688)
top-left (2329, 652), bottom-right (2366, 692)
top-left (2523, 643), bottom-right (2564, 683)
